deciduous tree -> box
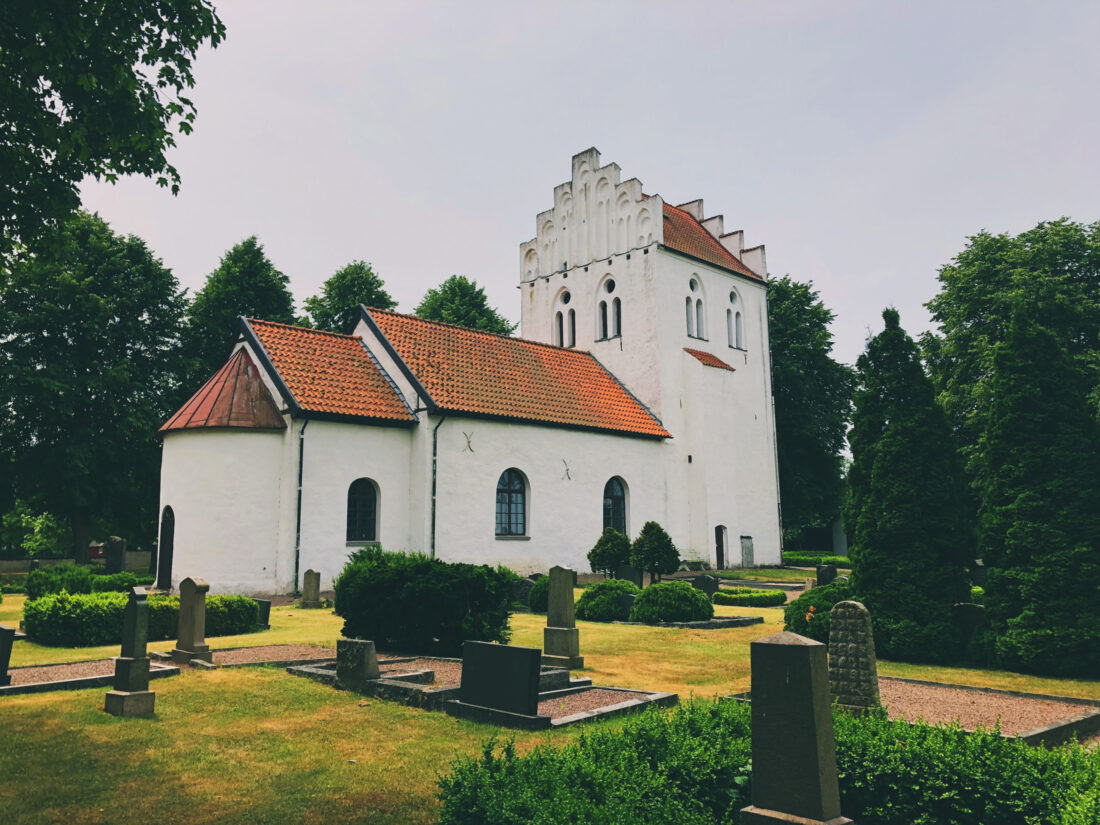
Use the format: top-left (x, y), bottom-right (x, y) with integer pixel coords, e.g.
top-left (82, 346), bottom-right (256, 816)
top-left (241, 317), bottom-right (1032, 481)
top-left (415, 275), bottom-right (515, 335)
top-left (304, 260), bottom-right (395, 333)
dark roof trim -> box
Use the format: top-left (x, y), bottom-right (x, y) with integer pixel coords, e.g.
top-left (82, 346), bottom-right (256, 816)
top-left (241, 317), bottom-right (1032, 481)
top-left (356, 305), bottom-right (440, 413)
top-left (428, 407), bottom-right (669, 441)
top-left (238, 316), bottom-right (302, 417)
top-left (294, 410), bottom-right (418, 428)
top-left (657, 244), bottom-right (764, 284)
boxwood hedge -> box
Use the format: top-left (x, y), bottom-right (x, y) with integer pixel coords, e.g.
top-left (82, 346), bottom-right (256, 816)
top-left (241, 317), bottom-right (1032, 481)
top-left (782, 579), bottom-right (855, 644)
top-left (628, 580), bottom-right (713, 624)
top-left (574, 578), bottom-right (641, 622)
top-left (25, 565), bottom-right (154, 599)
top-left (782, 552), bottom-right (851, 567)
top-left (712, 588), bottom-right (786, 607)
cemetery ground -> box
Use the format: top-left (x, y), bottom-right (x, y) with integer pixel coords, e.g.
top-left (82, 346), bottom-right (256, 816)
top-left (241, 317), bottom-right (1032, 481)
top-left (3, 592), bottom-right (1100, 824)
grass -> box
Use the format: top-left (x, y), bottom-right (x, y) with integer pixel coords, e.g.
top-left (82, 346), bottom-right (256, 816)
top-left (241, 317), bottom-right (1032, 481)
top-left (712, 567), bottom-right (815, 582)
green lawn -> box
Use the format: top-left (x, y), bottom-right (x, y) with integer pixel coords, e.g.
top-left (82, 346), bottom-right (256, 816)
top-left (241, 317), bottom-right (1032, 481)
top-left (712, 567), bottom-right (816, 582)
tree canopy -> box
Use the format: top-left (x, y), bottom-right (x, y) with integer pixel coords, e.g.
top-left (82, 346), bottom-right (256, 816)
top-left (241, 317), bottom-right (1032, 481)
top-left (629, 521), bottom-right (680, 582)
top-left (0, 1), bottom-right (225, 259)
top-left (587, 527), bottom-right (631, 576)
top-left (0, 211), bottom-right (190, 557)
top-left (846, 308), bottom-right (972, 663)
top-left (185, 236), bottom-right (295, 382)
top-left (415, 275), bottom-right (516, 335)
top-left (303, 260), bottom-right (396, 333)
top-left (766, 276), bottom-right (855, 538)
top-left (923, 219), bottom-right (1100, 492)
top-left (979, 310), bottom-right (1100, 676)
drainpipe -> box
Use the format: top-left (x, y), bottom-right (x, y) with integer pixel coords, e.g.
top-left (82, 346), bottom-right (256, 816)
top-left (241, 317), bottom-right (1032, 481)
top-left (430, 415), bottom-right (447, 558)
top-left (293, 418), bottom-right (310, 595)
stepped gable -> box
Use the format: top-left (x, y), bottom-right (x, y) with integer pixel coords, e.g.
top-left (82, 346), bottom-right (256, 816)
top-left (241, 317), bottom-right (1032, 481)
top-left (661, 202), bottom-right (760, 280)
top-left (365, 309), bottom-right (670, 439)
top-left (161, 348), bottom-right (286, 433)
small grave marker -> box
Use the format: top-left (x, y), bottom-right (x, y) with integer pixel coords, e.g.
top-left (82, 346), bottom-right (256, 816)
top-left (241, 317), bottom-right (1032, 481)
top-left (692, 574), bottom-right (719, 597)
top-left (543, 566), bottom-right (583, 669)
top-left (618, 592), bottom-right (637, 621)
top-left (0, 625), bottom-right (14, 687)
top-left (336, 638), bottom-right (380, 690)
top-left (301, 569), bottom-right (322, 608)
top-left (615, 563), bottom-right (643, 589)
top-left (254, 598), bottom-right (272, 629)
top-left (828, 600), bottom-right (880, 713)
top-left (458, 641), bottom-right (542, 717)
top-left (171, 577), bottom-right (212, 664)
top-left (816, 564), bottom-right (838, 587)
top-left (104, 588), bottom-right (156, 717)
top-left (105, 535), bottom-right (126, 574)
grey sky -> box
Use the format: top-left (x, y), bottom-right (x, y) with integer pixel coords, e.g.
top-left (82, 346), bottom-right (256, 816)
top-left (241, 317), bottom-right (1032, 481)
top-left (79, 0), bottom-right (1100, 365)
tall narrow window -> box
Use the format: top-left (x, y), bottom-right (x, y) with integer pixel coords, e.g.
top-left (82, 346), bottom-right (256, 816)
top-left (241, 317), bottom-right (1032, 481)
top-left (554, 311), bottom-right (563, 347)
top-left (495, 469), bottom-right (527, 536)
top-left (603, 477), bottom-right (627, 533)
top-left (685, 296), bottom-right (694, 336)
top-left (568, 309), bottom-right (576, 347)
top-left (727, 309), bottom-right (734, 347)
top-left (346, 478), bottom-right (378, 542)
top-left (735, 311), bottom-right (744, 348)
top-left (612, 298), bottom-right (622, 337)
top-left (599, 301), bottom-right (608, 339)
top-left (696, 299), bottom-right (705, 339)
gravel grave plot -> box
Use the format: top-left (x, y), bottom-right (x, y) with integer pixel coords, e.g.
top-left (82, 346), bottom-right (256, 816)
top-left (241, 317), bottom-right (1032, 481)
top-left (9, 659), bottom-right (117, 686)
top-left (538, 689), bottom-right (643, 719)
top-left (379, 658), bottom-right (462, 687)
top-left (212, 645), bottom-right (334, 665)
top-left (879, 679), bottom-right (1094, 736)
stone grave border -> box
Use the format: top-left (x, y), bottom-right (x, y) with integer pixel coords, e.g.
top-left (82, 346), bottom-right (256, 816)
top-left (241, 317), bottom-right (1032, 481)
top-left (288, 654), bottom-right (466, 711)
top-left (0, 662), bottom-right (180, 697)
top-left (452, 683), bottom-right (678, 730)
top-left (726, 678), bottom-right (1100, 748)
top-left (612, 616), bottom-right (764, 630)
top-left (151, 646), bottom-right (336, 671)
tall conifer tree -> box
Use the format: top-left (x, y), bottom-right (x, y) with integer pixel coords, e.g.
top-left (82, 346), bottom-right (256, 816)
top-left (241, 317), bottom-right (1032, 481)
top-left (980, 310), bottom-right (1100, 676)
top-left (846, 309), bottom-right (972, 662)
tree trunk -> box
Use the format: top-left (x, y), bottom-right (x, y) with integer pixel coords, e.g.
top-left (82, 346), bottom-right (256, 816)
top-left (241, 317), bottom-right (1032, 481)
top-left (71, 510), bottom-right (92, 564)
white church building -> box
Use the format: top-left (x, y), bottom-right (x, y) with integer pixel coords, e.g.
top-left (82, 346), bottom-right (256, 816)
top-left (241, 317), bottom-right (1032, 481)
top-left (156, 148), bottom-right (783, 595)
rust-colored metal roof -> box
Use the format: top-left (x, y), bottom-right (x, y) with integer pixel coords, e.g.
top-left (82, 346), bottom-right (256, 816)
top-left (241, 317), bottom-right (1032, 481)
top-left (684, 348), bottom-right (736, 372)
top-left (662, 202), bottom-right (761, 280)
top-left (161, 349), bottom-right (286, 433)
top-left (366, 309), bottom-right (670, 439)
top-left (247, 319), bottom-right (416, 424)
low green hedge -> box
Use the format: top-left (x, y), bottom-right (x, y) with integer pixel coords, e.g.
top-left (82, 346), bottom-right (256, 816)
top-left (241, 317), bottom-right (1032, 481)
top-left (438, 699), bottom-right (1100, 825)
top-left (22, 591), bottom-right (260, 647)
top-left (782, 553), bottom-right (851, 567)
top-left (575, 578), bottom-right (641, 622)
top-left (782, 579), bottom-right (855, 644)
top-left (528, 575), bottom-right (549, 614)
top-left (25, 565), bottom-right (155, 599)
top-left (629, 580), bottom-right (713, 624)
top-left (712, 588), bottom-right (786, 607)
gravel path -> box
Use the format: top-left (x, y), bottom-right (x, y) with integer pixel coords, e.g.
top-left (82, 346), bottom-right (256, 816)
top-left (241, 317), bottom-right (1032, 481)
top-left (212, 644), bottom-right (334, 665)
top-left (379, 658), bottom-right (462, 687)
top-left (880, 679), bottom-right (1094, 736)
top-left (538, 689), bottom-right (643, 719)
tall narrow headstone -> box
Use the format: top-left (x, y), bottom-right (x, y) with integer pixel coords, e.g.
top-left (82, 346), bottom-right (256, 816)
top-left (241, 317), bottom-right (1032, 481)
top-left (0, 625), bottom-right (15, 687)
top-left (301, 569), bottom-right (322, 608)
top-left (105, 535), bottom-right (126, 574)
top-left (105, 587), bottom-right (155, 716)
top-left (254, 598), bottom-right (272, 629)
top-left (336, 638), bottom-right (380, 690)
top-left (543, 565), bottom-right (583, 669)
top-left (828, 600), bottom-right (880, 714)
top-left (740, 631), bottom-right (852, 825)
top-left (171, 577), bottom-right (212, 664)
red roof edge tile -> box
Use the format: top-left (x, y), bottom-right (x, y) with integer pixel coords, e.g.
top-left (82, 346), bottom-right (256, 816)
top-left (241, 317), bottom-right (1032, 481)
top-left (684, 348), bottom-right (736, 372)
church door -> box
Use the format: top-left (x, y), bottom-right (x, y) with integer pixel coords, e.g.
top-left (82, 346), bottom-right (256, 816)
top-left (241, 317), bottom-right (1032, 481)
top-left (156, 506), bottom-right (175, 590)
top-left (740, 535), bottom-right (754, 568)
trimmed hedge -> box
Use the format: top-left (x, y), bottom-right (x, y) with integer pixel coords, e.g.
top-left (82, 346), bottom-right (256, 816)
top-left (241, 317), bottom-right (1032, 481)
top-left (782, 553), bottom-right (851, 567)
top-left (782, 579), bottom-right (854, 644)
top-left (575, 578), bottom-right (641, 622)
top-left (333, 547), bottom-right (512, 656)
top-left (629, 580), bottom-right (713, 624)
top-left (22, 591), bottom-right (260, 647)
top-left (528, 575), bottom-right (549, 614)
top-left (24, 565), bottom-right (154, 599)
top-left (438, 699), bottom-right (1100, 825)
top-left (712, 588), bottom-right (786, 607)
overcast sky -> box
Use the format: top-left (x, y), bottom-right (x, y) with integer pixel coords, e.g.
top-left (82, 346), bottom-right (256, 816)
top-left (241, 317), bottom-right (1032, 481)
top-left (80, 0), bottom-right (1100, 365)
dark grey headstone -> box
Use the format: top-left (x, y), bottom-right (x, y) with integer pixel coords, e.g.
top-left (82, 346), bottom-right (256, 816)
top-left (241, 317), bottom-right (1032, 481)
top-left (510, 578), bottom-right (535, 607)
top-left (815, 564), bottom-right (837, 587)
top-left (547, 566), bottom-right (575, 629)
top-left (971, 559), bottom-right (986, 586)
top-left (172, 576), bottom-right (211, 663)
top-left (105, 536), bottom-right (126, 574)
top-left (113, 656), bottom-right (150, 693)
top-left (692, 575), bottom-right (719, 597)
top-left (28, 559), bottom-right (41, 572)
top-left (459, 641), bottom-right (541, 717)
top-left (618, 593), bottom-right (637, 621)
top-left (828, 600), bottom-right (879, 712)
top-left (336, 638), bottom-right (379, 690)
top-left (254, 598), bottom-right (272, 628)
top-left (120, 587), bottom-right (148, 659)
top-left (954, 602), bottom-right (985, 649)
top-left (740, 631), bottom-right (851, 825)
top-left (615, 563), bottom-right (643, 589)
top-left (0, 625), bottom-right (14, 687)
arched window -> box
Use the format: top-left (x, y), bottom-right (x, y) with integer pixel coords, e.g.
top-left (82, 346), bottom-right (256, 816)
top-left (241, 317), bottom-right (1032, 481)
top-left (598, 300), bottom-right (608, 339)
top-left (735, 311), bottom-right (744, 348)
top-left (729, 290), bottom-right (742, 348)
top-left (695, 299), bottom-right (705, 339)
top-left (347, 478), bottom-right (378, 542)
top-left (554, 311), bottom-right (563, 346)
top-left (495, 469), bottom-right (527, 536)
top-left (727, 309), bottom-right (734, 347)
top-left (685, 296), bottom-right (695, 336)
top-left (568, 309), bottom-right (576, 348)
top-left (603, 477), bottom-right (627, 533)
top-left (612, 298), bottom-right (622, 337)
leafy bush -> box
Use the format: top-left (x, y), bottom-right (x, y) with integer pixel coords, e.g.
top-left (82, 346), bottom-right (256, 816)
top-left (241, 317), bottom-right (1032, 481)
top-left (90, 572), bottom-right (137, 592)
top-left (438, 699), bottom-right (1100, 825)
top-left (629, 521), bottom-right (680, 581)
top-left (22, 591), bottom-right (259, 647)
top-left (783, 579), bottom-right (854, 643)
top-left (333, 547), bottom-right (512, 656)
top-left (629, 580), bottom-right (713, 624)
top-left (25, 564), bottom-right (93, 599)
top-left (575, 578), bottom-right (641, 622)
top-left (587, 527), bottom-right (631, 576)
top-left (712, 588), bottom-right (786, 607)
top-left (782, 553), bottom-right (851, 567)
top-left (970, 585), bottom-right (984, 603)
top-left (527, 575), bottom-right (549, 613)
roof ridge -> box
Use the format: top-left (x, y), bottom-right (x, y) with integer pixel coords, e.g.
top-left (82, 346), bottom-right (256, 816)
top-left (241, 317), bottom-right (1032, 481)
top-left (366, 307), bottom-right (594, 357)
top-left (246, 317), bottom-right (363, 341)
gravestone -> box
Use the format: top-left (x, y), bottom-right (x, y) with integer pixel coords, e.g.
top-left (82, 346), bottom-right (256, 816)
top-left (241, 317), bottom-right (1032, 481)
top-left (827, 600), bottom-right (880, 713)
top-left (336, 638), bottom-right (380, 690)
top-left (615, 563), bottom-right (643, 589)
top-left (692, 574), bottom-right (720, 598)
top-left (254, 598), bottom-right (272, 629)
top-left (0, 625), bottom-right (14, 687)
top-left (301, 569), bottom-right (322, 608)
top-left (105, 535), bottom-right (127, 574)
top-left (459, 641), bottom-right (541, 717)
top-left (171, 577), bottom-right (212, 664)
top-left (104, 587), bottom-right (155, 716)
top-left (815, 564), bottom-right (837, 587)
top-left (971, 558), bottom-right (986, 586)
top-left (510, 577), bottom-right (535, 607)
top-left (954, 602), bottom-right (985, 654)
top-left (618, 593), bottom-right (637, 621)
top-left (740, 632), bottom-right (852, 825)
top-left (28, 559), bottom-right (41, 572)
top-left (543, 566), bottom-right (583, 669)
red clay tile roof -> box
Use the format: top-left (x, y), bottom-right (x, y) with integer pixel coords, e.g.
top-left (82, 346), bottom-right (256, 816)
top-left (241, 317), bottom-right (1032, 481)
top-left (247, 319), bottom-right (416, 424)
top-left (161, 349), bottom-right (286, 433)
top-left (366, 309), bottom-right (670, 439)
top-left (684, 348), bottom-right (736, 372)
top-left (661, 203), bottom-right (761, 280)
